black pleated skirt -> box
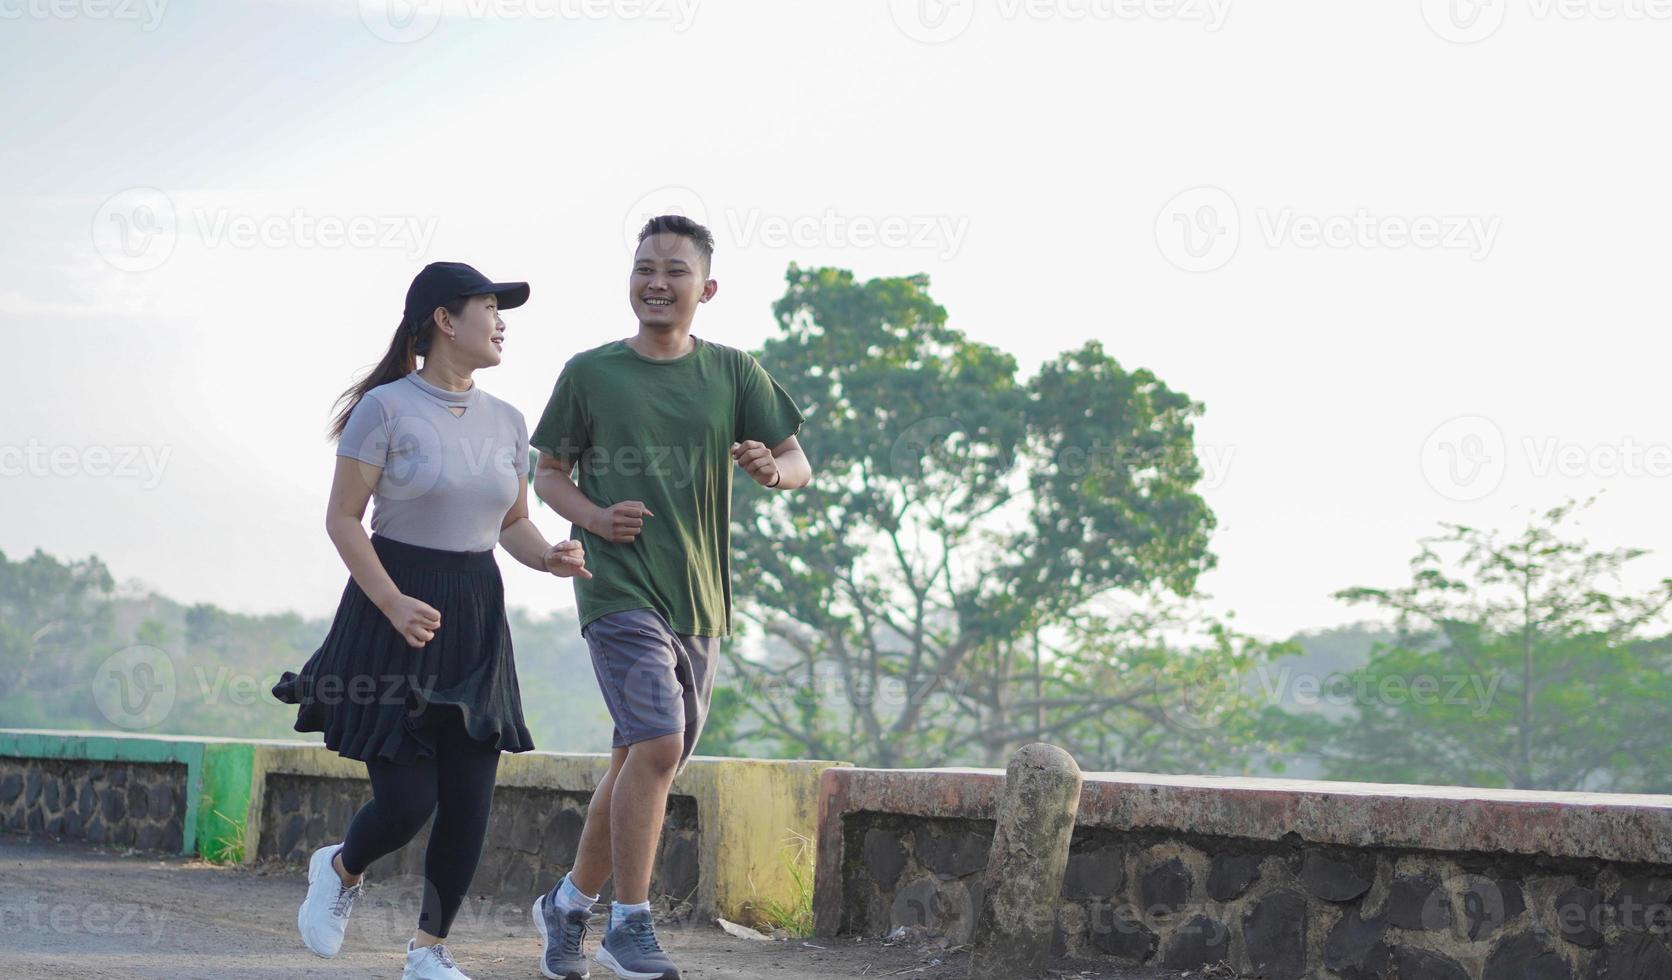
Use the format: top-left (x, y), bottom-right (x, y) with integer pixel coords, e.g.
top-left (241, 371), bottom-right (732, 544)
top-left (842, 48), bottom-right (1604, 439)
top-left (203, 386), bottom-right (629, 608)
top-left (272, 535), bottom-right (535, 765)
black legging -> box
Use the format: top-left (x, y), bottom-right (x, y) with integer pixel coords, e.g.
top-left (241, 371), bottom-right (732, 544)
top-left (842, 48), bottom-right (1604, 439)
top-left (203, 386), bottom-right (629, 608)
top-left (337, 720), bottom-right (500, 939)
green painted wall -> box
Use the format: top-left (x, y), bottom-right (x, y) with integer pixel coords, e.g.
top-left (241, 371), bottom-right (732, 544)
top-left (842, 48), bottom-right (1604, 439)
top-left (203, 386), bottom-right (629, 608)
top-left (1, 728), bottom-right (848, 922)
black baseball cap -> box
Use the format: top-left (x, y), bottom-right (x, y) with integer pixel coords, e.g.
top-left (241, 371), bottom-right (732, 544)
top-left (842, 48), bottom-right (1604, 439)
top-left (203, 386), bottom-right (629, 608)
top-left (402, 262), bottom-right (530, 333)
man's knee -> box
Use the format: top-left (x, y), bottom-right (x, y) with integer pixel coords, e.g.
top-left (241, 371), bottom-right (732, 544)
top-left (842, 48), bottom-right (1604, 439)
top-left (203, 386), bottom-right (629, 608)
top-left (627, 733), bottom-right (684, 775)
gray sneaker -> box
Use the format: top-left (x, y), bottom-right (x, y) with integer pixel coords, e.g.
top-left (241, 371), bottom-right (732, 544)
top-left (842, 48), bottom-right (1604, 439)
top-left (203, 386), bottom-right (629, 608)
top-left (533, 894), bottom-right (591, 980)
top-left (297, 843), bottom-right (360, 957)
top-left (595, 910), bottom-right (680, 980)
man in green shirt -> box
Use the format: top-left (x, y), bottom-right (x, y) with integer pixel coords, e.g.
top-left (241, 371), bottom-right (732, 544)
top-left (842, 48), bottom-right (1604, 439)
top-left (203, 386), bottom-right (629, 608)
top-left (528, 215), bottom-right (809, 980)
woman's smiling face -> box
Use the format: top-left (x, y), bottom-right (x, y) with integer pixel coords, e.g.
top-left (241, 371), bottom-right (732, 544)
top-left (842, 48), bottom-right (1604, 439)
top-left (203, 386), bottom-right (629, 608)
top-left (443, 293), bottom-right (506, 368)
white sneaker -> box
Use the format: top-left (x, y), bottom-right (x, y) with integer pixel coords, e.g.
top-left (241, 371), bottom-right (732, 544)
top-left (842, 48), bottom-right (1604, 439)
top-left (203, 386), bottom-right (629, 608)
top-left (297, 843), bottom-right (361, 957)
top-left (402, 940), bottom-right (473, 980)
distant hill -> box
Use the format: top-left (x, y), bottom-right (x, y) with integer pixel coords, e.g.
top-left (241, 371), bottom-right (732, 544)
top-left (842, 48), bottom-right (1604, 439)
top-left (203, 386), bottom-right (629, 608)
top-left (0, 548), bottom-right (614, 752)
top-left (1266, 621), bottom-right (1402, 716)
top-left (1247, 621), bottom-right (1408, 779)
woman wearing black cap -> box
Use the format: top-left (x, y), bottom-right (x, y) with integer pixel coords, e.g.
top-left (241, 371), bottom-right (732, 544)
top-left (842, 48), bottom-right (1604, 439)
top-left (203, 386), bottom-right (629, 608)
top-left (273, 262), bottom-right (587, 980)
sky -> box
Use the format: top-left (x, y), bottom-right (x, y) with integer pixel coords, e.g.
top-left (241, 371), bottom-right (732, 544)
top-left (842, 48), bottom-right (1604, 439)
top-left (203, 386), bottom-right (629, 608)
top-left (2, 0), bottom-right (1670, 641)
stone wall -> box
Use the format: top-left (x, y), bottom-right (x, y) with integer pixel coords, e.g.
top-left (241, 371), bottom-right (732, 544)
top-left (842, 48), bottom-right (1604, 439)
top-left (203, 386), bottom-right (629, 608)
top-left (841, 813), bottom-right (993, 946)
top-left (816, 768), bottom-right (1672, 980)
top-left (841, 813), bottom-right (1672, 978)
top-left (0, 757), bottom-right (186, 853)
top-left (257, 773), bottom-right (700, 907)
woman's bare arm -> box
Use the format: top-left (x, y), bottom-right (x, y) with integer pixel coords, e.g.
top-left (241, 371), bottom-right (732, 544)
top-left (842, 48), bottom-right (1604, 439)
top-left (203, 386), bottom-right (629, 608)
top-left (499, 478), bottom-right (590, 578)
top-left (324, 455), bottom-right (440, 648)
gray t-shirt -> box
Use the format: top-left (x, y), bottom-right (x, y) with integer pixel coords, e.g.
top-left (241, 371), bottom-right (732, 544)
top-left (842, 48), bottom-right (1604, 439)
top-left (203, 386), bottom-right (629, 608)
top-left (337, 372), bottom-right (529, 553)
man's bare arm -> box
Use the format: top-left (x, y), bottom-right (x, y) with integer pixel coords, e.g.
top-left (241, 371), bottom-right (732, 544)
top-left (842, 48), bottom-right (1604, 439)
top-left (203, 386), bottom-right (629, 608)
top-left (731, 434), bottom-right (811, 490)
top-left (533, 452), bottom-right (654, 544)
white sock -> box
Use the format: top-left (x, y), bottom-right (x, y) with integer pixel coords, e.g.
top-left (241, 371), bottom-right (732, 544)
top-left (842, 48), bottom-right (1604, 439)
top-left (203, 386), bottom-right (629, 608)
top-left (550, 873), bottom-right (599, 916)
top-left (611, 900), bottom-right (651, 931)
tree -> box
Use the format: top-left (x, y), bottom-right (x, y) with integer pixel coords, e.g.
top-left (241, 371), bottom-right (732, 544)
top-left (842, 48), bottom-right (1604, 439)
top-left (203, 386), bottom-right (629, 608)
top-left (726, 265), bottom-right (1251, 768)
top-left (0, 548), bottom-right (116, 698)
top-left (1035, 604), bottom-right (1302, 775)
top-left (1320, 497), bottom-right (1672, 792)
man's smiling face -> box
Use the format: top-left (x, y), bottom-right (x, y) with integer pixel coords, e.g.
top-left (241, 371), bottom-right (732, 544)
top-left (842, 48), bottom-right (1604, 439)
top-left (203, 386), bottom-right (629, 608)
top-left (629, 232), bottom-right (714, 330)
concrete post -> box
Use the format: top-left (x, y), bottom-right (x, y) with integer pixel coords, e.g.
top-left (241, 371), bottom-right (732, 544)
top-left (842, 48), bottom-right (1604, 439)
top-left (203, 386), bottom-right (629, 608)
top-left (968, 743), bottom-right (1083, 980)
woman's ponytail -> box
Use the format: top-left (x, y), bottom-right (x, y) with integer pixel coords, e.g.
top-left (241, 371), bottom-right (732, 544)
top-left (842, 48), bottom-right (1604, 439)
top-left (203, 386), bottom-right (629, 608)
top-left (327, 297), bottom-right (466, 440)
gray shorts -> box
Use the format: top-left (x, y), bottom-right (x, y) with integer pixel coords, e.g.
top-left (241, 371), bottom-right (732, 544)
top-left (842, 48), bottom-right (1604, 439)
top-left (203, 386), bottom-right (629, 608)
top-left (582, 608), bottom-right (719, 772)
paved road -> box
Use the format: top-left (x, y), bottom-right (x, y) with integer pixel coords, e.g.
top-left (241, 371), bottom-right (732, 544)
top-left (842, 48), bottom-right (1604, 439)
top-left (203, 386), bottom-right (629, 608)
top-left (0, 834), bottom-right (1198, 979)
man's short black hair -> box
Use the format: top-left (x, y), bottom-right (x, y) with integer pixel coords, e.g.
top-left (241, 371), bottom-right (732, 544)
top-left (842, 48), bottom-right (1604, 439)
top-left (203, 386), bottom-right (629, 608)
top-left (637, 214), bottom-right (715, 271)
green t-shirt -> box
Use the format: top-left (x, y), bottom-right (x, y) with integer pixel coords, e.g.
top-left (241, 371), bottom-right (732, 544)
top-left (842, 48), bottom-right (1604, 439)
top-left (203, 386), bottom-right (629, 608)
top-left (530, 336), bottom-right (806, 637)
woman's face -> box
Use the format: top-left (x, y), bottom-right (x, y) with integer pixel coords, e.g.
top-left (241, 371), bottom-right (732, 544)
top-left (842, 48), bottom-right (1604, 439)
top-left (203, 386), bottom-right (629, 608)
top-left (441, 294), bottom-right (505, 368)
